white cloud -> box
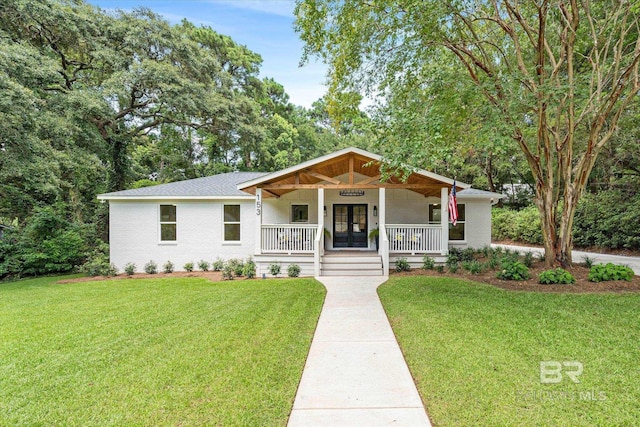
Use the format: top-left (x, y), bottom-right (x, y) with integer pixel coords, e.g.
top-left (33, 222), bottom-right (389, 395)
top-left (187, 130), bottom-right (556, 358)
top-left (205, 0), bottom-right (294, 18)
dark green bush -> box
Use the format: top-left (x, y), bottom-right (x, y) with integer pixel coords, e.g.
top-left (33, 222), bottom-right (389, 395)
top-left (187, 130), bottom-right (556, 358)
top-left (124, 262), bottom-right (136, 276)
top-left (395, 257), bottom-right (410, 272)
top-left (81, 255), bottom-right (117, 277)
top-left (0, 206), bottom-right (89, 278)
top-left (422, 255), bottom-right (435, 270)
top-left (436, 265), bottom-right (445, 273)
top-left (492, 206), bottom-right (543, 245)
top-left (538, 268), bottom-right (575, 285)
top-left (588, 263), bottom-right (634, 282)
top-left (497, 260), bottom-right (530, 281)
top-left (183, 262), bottom-right (194, 272)
top-left (163, 261), bottom-right (174, 274)
top-left (268, 263), bottom-right (281, 277)
top-left (462, 260), bottom-right (483, 275)
top-left (222, 263), bottom-right (234, 280)
top-left (198, 260), bottom-right (210, 271)
top-left (287, 264), bottom-right (301, 277)
top-left (573, 190), bottom-right (640, 250)
top-left (213, 258), bottom-right (224, 271)
top-left (243, 259), bottom-right (256, 278)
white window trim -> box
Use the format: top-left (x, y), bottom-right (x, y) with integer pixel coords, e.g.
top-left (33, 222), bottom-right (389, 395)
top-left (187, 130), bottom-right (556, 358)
top-left (223, 204), bottom-right (241, 243)
top-left (159, 204), bottom-right (177, 244)
top-left (291, 203), bottom-right (310, 224)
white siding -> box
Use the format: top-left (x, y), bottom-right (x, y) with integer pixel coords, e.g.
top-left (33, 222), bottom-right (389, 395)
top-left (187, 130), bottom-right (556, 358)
top-left (109, 200), bottom-right (255, 272)
top-left (458, 198), bottom-right (493, 249)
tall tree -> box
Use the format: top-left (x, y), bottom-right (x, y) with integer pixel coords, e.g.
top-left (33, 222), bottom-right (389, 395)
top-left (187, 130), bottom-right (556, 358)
top-left (296, 0), bottom-right (640, 266)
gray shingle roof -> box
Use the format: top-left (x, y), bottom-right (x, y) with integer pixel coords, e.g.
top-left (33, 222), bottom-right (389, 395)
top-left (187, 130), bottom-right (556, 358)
top-left (97, 172), bottom-right (268, 199)
top-left (457, 188), bottom-right (506, 198)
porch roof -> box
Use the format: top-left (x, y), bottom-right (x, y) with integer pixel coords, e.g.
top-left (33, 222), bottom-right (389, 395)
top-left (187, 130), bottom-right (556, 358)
top-left (237, 147), bottom-right (469, 198)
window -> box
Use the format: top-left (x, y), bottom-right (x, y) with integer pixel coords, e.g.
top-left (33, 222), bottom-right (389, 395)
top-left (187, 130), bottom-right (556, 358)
top-left (291, 204), bottom-right (309, 223)
top-left (224, 204), bottom-right (241, 241)
top-left (160, 205), bottom-right (177, 241)
top-left (428, 203), bottom-right (466, 241)
top-left (449, 204), bottom-right (466, 241)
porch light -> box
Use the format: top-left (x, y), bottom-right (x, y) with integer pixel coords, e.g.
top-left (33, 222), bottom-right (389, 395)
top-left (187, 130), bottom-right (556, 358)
top-left (324, 206), bottom-right (327, 216)
top-left (373, 205), bottom-right (378, 217)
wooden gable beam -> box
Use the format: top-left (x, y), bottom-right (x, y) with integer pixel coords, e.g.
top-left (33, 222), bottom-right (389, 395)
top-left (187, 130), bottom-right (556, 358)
top-left (348, 155), bottom-right (354, 185)
top-left (356, 174), bottom-right (381, 185)
top-left (261, 189), bottom-right (280, 198)
top-left (262, 183), bottom-right (439, 190)
top-left (302, 170), bottom-right (341, 184)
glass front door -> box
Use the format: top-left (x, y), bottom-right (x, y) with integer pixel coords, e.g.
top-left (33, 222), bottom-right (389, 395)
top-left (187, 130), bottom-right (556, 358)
top-left (333, 204), bottom-right (368, 248)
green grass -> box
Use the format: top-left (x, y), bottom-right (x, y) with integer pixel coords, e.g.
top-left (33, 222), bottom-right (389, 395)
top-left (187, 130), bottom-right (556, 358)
top-left (0, 275), bottom-right (325, 426)
top-left (379, 276), bottom-right (640, 426)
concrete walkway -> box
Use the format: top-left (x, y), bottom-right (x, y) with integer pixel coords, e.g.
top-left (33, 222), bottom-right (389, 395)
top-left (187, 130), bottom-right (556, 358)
top-left (288, 276), bottom-right (431, 427)
top-left (493, 244), bottom-right (640, 274)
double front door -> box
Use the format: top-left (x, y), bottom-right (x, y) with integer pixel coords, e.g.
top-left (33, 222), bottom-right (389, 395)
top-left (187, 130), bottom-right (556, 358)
top-left (333, 204), bottom-right (368, 248)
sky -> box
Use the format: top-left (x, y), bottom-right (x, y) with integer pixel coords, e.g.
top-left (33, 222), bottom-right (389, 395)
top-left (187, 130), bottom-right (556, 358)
top-left (86, 0), bottom-right (328, 108)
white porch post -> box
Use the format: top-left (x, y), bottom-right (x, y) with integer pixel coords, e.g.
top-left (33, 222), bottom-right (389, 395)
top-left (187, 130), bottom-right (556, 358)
top-left (379, 187), bottom-right (389, 276)
top-left (315, 187), bottom-right (324, 277)
top-left (255, 188), bottom-right (262, 255)
top-left (441, 187), bottom-right (449, 255)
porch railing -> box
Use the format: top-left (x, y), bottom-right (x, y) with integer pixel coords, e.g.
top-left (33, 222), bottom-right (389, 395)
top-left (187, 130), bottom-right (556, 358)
top-left (386, 224), bottom-right (442, 253)
top-left (261, 224), bottom-right (317, 254)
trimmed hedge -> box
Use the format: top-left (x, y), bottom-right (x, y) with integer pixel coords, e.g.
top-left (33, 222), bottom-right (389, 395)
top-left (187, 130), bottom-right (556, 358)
top-left (492, 206), bottom-right (543, 245)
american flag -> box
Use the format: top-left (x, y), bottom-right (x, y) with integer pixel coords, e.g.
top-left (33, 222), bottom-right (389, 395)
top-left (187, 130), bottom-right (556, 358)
top-left (448, 181), bottom-right (458, 226)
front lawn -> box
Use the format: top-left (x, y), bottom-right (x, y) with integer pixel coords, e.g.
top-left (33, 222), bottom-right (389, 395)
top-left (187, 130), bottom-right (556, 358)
top-left (0, 275), bottom-right (325, 426)
top-left (379, 276), bottom-right (640, 426)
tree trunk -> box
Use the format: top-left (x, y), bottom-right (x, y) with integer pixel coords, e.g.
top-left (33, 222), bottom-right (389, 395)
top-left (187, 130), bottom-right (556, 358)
top-left (108, 136), bottom-right (128, 192)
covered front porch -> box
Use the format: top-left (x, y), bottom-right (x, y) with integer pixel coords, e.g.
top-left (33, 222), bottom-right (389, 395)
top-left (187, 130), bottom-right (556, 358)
top-left (239, 147), bottom-right (466, 276)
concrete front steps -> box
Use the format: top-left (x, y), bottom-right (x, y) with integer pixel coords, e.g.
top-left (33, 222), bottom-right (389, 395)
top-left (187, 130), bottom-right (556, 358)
top-left (321, 253), bottom-right (384, 276)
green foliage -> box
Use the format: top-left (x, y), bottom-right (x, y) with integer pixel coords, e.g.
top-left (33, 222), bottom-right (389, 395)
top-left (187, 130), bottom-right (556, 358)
top-left (588, 264), bottom-right (634, 283)
top-left (492, 207), bottom-right (543, 245)
top-left (144, 261), bottom-right (158, 275)
top-left (213, 258), bottom-right (225, 271)
top-left (497, 261), bottom-right (530, 281)
top-left (183, 262), bottom-right (194, 273)
top-left (81, 256), bottom-right (118, 277)
top-left (422, 255), bottom-right (435, 270)
top-left (538, 269), bottom-right (576, 285)
top-left (395, 258), bottom-right (411, 272)
top-left (582, 256), bottom-right (595, 269)
top-left (222, 263), bottom-right (234, 280)
top-left (522, 252), bottom-right (535, 268)
top-left (462, 260), bottom-right (483, 275)
top-left (163, 261), bottom-right (174, 274)
top-left (436, 265), bottom-right (445, 273)
top-left (269, 263), bottom-right (281, 277)
top-left (198, 260), bottom-right (210, 272)
top-left (124, 263), bottom-right (136, 276)
top-left (573, 190), bottom-right (640, 250)
top-left (243, 259), bottom-right (256, 279)
top-left (287, 264), bottom-right (301, 278)
top-left (227, 259), bottom-right (245, 277)
top-left (448, 263), bottom-right (459, 273)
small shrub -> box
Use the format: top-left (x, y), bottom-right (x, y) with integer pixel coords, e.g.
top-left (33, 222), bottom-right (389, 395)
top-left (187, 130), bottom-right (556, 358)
top-left (243, 259), bottom-right (256, 278)
top-left (124, 262), bottom-right (136, 276)
top-left (144, 260), bottom-right (158, 274)
top-left (163, 260), bottom-right (174, 274)
top-left (536, 252), bottom-right (546, 263)
top-left (287, 263), bottom-right (301, 277)
top-left (497, 260), bottom-right (530, 281)
top-left (462, 260), bottom-right (483, 275)
top-left (523, 252), bottom-right (535, 268)
top-left (198, 260), bottom-right (210, 271)
top-left (582, 255), bottom-right (595, 269)
top-left (81, 255), bottom-right (117, 277)
top-left (480, 245), bottom-right (491, 257)
top-left (213, 257), bottom-right (224, 271)
top-left (588, 263), bottom-right (634, 282)
top-left (539, 268), bottom-right (576, 285)
top-left (461, 247), bottom-right (476, 262)
top-left (422, 255), bottom-right (435, 270)
top-left (269, 263), bottom-right (281, 277)
top-left (183, 262), bottom-right (194, 272)
top-left (448, 248), bottom-right (462, 263)
top-left (446, 253), bottom-right (459, 268)
top-left (222, 263), bottom-right (234, 280)
top-left (487, 256), bottom-right (500, 270)
top-left (436, 265), bottom-right (445, 273)
top-left (448, 263), bottom-right (459, 273)
top-left (395, 257), bottom-right (410, 272)
top-left (226, 258), bottom-right (244, 276)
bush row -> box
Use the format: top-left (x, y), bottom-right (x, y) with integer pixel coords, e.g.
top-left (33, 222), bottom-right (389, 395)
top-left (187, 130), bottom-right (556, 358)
top-left (493, 189), bottom-right (640, 250)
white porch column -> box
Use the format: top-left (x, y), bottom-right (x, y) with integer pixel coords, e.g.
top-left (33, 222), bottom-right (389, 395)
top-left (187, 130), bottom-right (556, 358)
top-left (379, 187), bottom-right (389, 276)
top-left (441, 186), bottom-right (449, 255)
top-left (315, 188), bottom-right (325, 277)
top-left (255, 188), bottom-right (262, 255)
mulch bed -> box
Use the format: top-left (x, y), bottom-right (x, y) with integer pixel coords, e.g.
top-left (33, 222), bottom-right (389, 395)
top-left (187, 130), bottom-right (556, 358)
top-left (392, 262), bottom-right (640, 293)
